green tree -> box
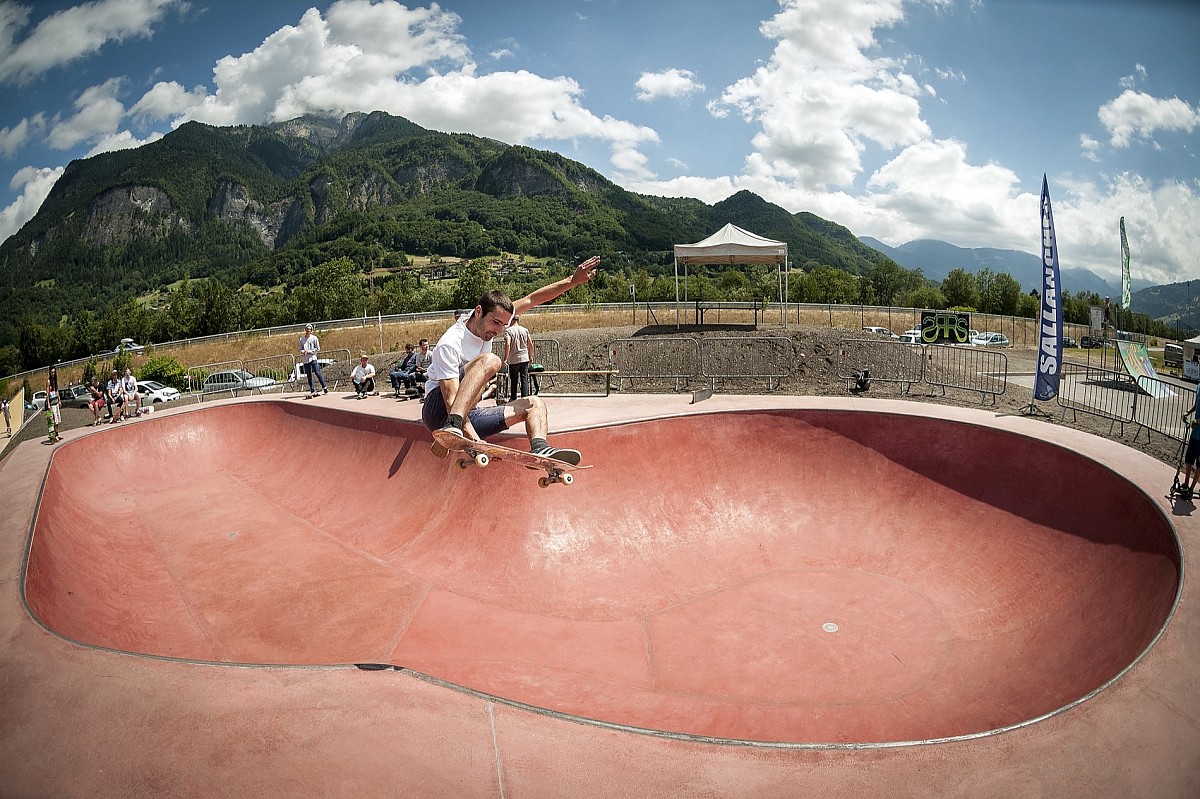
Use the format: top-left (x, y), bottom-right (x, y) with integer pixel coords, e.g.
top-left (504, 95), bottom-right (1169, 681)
top-left (976, 270), bottom-right (1022, 315)
top-left (899, 286), bottom-right (947, 310)
top-left (0, 345), bottom-right (20, 377)
top-left (292, 257), bottom-right (366, 322)
top-left (1017, 291), bottom-right (1040, 319)
top-left (805, 266), bottom-right (861, 304)
top-left (941, 269), bottom-right (980, 309)
top-left (451, 258), bottom-right (497, 309)
top-left (866, 260), bottom-right (924, 306)
top-left (17, 320), bottom-right (59, 370)
top-left (138, 354), bottom-right (189, 390)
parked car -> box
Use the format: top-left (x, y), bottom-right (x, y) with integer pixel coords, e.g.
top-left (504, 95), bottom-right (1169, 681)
top-left (136, 380), bottom-right (181, 404)
top-left (1080, 335), bottom-right (1104, 348)
top-left (861, 326), bottom-right (899, 339)
top-left (113, 335), bottom-right (146, 352)
top-left (200, 370), bottom-right (276, 395)
top-left (289, 359), bottom-right (336, 382)
top-left (1063, 336), bottom-right (1079, 348)
top-left (65, 384), bottom-right (94, 409)
top-left (897, 332), bottom-right (923, 345)
top-left (30, 390), bottom-right (46, 411)
top-left (970, 332), bottom-right (1010, 347)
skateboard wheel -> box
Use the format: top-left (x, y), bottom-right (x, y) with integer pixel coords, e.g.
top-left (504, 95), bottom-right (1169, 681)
top-left (560, 473), bottom-right (573, 485)
top-left (474, 452), bottom-right (489, 468)
top-left (538, 477), bottom-right (551, 488)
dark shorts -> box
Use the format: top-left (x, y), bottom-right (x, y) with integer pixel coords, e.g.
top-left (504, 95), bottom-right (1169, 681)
top-left (421, 383), bottom-right (510, 439)
top-left (1186, 436), bottom-right (1200, 466)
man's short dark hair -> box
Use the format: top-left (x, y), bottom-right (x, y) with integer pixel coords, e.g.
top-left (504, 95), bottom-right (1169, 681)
top-left (478, 290), bottom-right (514, 316)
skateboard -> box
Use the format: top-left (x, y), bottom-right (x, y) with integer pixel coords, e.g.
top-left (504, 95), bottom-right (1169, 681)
top-left (431, 428), bottom-right (590, 488)
top-left (45, 407), bottom-right (58, 443)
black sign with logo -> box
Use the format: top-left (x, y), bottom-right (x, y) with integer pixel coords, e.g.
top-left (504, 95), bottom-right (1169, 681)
top-left (919, 311), bottom-right (971, 344)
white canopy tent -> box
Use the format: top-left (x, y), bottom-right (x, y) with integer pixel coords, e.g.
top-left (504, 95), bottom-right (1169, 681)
top-left (672, 223), bottom-right (789, 327)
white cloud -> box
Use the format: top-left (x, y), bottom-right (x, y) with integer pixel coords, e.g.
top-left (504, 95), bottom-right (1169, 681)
top-left (85, 129), bottom-right (163, 157)
top-left (0, 164), bottom-right (62, 242)
top-left (129, 80), bottom-right (205, 123)
top-left (1118, 63), bottom-right (1148, 91)
top-left (47, 78), bottom-right (128, 150)
top-left (128, 0), bottom-right (657, 172)
top-left (1080, 134), bottom-right (1101, 163)
top-left (610, 145), bottom-right (653, 182)
top-left (1099, 90), bottom-right (1200, 149)
top-left (634, 68), bottom-right (705, 102)
top-left (0, 0), bottom-right (184, 86)
top-left (934, 66), bottom-right (966, 84)
top-left (710, 0), bottom-right (929, 190)
top-left (0, 112), bottom-right (43, 158)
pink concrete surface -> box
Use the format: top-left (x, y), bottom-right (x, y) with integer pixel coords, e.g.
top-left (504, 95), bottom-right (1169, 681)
top-left (2, 391), bottom-right (1198, 797)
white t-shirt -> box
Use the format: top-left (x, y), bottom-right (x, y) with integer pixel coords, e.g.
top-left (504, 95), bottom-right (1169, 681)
top-left (352, 363), bottom-right (376, 382)
top-left (425, 313), bottom-right (490, 395)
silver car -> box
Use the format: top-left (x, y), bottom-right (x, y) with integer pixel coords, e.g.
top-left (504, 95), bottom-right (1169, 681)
top-left (200, 370), bottom-right (276, 395)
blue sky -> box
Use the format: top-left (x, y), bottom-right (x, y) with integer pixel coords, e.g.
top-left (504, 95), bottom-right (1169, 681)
top-left (0, 0), bottom-right (1197, 287)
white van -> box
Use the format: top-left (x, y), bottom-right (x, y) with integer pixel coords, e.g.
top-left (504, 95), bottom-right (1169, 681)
top-left (1164, 343), bottom-right (1183, 368)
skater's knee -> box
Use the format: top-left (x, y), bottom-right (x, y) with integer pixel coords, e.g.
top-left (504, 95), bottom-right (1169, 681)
top-left (468, 352), bottom-right (502, 377)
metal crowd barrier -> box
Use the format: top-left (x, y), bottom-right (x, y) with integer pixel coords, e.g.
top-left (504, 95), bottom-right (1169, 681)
top-left (837, 339), bottom-right (1009, 403)
top-left (186, 359), bottom-right (244, 401)
top-left (609, 337), bottom-right (701, 392)
top-left (1054, 363), bottom-right (1138, 436)
top-left (1132, 376), bottom-right (1192, 444)
top-left (923, 345), bottom-right (1008, 404)
top-left (243, 354), bottom-right (297, 393)
top-left (700, 337), bottom-right (794, 391)
top-left (837, 339), bottom-right (925, 393)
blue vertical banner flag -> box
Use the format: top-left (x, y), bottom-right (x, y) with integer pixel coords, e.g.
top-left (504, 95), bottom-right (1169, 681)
top-left (1035, 174), bottom-right (1063, 402)
top-left (1120, 217), bottom-right (1131, 310)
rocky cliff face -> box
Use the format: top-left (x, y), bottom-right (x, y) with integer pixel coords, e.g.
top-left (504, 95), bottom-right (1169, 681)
top-left (82, 186), bottom-right (193, 247)
top-left (392, 154), bottom-right (474, 194)
top-left (208, 180), bottom-right (306, 248)
top-left (16, 112), bottom-right (620, 264)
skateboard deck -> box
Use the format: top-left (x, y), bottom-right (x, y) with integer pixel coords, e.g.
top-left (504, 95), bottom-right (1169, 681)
top-left (431, 429), bottom-right (590, 487)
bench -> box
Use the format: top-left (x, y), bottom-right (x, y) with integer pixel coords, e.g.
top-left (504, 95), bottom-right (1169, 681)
top-left (694, 299), bottom-right (764, 328)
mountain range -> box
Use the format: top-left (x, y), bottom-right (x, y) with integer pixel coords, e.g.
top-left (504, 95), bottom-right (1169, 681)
top-left (0, 109), bottom-right (1190, 358)
top-left (858, 236), bottom-right (1148, 299)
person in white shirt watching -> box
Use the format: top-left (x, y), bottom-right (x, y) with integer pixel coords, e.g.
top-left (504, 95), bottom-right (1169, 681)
top-left (351, 355), bottom-right (377, 399)
top-left (121, 368), bottom-right (141, 417)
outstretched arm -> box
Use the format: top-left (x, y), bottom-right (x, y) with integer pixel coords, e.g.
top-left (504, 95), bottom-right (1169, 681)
top-left (513, 256), bottom-right (600, 317)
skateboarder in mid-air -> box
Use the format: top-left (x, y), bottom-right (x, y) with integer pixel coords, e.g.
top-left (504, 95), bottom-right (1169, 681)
top-left (423, 256), bottom-right (600, 464)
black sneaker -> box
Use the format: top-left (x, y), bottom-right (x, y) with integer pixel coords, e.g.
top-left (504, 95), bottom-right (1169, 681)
top-left (439, 422), bottom-right (466, 439)
top-left (532, 445), bottom-right (581, 466)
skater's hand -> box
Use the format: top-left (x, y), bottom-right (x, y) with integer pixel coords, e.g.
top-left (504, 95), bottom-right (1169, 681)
top-left (571, 255), bottom-right (601, 286)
